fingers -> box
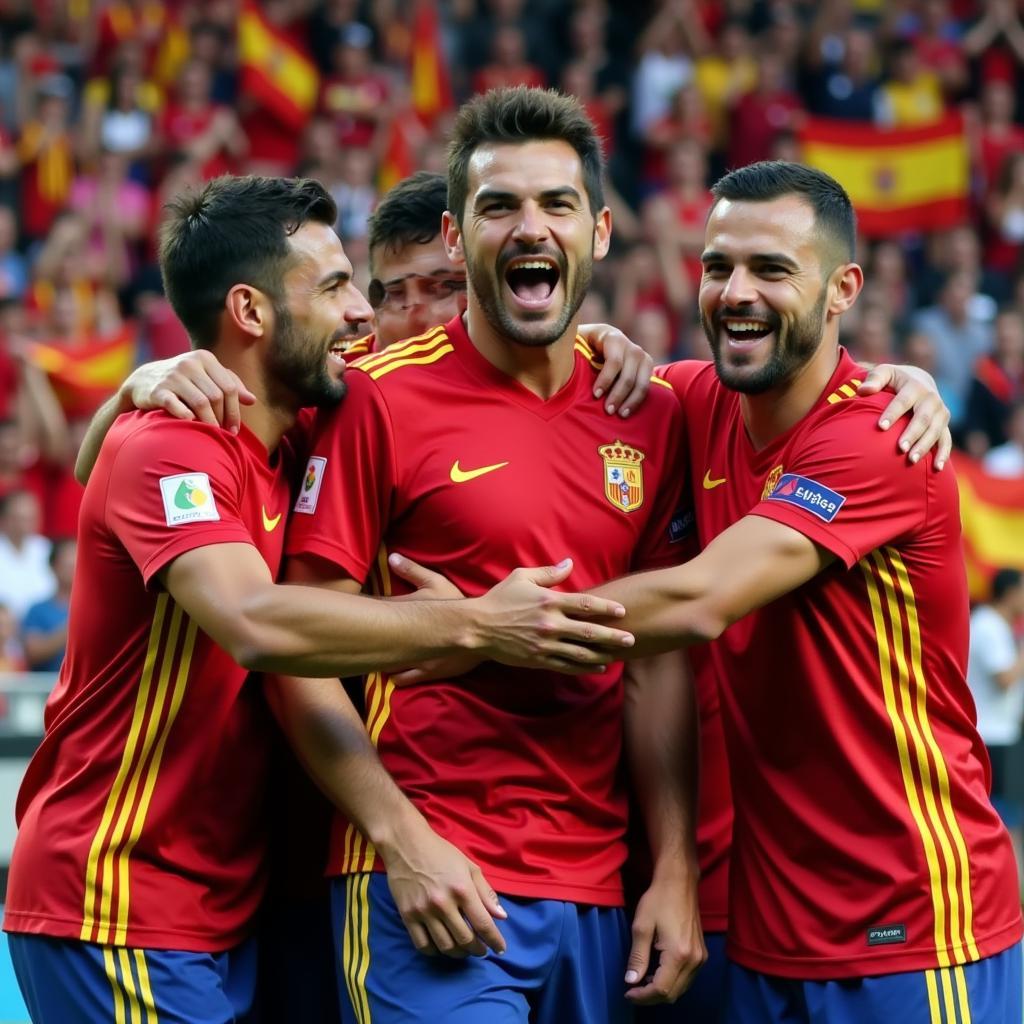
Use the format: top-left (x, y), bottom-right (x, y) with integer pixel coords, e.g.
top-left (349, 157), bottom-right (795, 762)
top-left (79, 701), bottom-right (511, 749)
top-left (623, 920), bottom-right (652, 988)
top-left (604, 351), bottom-right (653, 418)
top-left (545, 589), bottom-right (627, 620)
top-left (516, 558), bottom-right (575, 588)
top-left (592, 348), bottom-right (623, 404)
top-left (856, 365), bottom-right (891, 396)
top-left (875, 388), bottom-right (916, 434)
top-left (404, 920), bottom-right (439, 956)
top-left (388, 553), bottom-right (445, 590)
top-left (897, 399), bottom-right (949, 466)
top-left (152, 390), bottom-right (197, 422)
top-left (936, 428), bottom-right (952, 471)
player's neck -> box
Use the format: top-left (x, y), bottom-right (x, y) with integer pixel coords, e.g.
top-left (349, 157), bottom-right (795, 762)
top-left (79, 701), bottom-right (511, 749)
top-left (463, 307), bottom-right (576, 399)
top-left (215, 348), bottom-right (296, 453)
top-left (740, 342), bottom-right (841, 450)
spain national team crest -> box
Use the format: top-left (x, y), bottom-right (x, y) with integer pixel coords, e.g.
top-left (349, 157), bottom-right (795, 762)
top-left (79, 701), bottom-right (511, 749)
top-left (761, 464), bottom-right (784, 500)
top-left (599, 440), bottom-right (645, 513)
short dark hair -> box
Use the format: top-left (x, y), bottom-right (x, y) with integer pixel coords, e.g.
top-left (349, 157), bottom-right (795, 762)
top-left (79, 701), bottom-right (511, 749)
top-left (159, 175), bottom-right (338, 349)
top-left (711, 161), bottom-right (857, 268)
top-left (992, 568), bottom-right (1023, 602)
top-left (447, 86), bottom-right (605, 224)
top-left (367, 171), bottom-right (448, 267)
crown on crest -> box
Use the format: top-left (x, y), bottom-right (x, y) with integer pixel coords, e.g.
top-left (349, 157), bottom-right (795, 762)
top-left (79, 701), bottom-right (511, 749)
top-left (598, 440), bottom-right (645, 463)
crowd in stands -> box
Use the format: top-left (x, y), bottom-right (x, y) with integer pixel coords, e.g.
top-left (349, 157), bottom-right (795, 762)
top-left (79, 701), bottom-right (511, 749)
top-left (0, 0), bottom-right (1022, 691)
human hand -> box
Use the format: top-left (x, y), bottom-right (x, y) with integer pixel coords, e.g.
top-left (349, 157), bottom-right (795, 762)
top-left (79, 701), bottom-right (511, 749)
top-left (469, 558), bottom-right (634, 672)
top-left (579, 323), bottom-right (654, 417)
top-left (382, 817), bottom-right (507, 958)
top-left (858, 364), bottom-right (952, 470)
top-left (123, 350), bottom-right (256, 433)
top-left (624, 871), bottom-right (706, 1005)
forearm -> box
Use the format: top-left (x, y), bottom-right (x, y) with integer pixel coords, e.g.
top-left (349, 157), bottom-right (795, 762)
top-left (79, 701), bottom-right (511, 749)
top-left (624, 652), bottom-right (700, 879)
top-left (74, 390), bottom-right (133, 484)
top-left (264, 673), bottom-right (426, 854)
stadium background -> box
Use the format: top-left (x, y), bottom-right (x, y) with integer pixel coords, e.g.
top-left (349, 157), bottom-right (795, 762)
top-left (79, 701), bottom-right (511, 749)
top-left (0, 0), bottom-right (1024, 1019)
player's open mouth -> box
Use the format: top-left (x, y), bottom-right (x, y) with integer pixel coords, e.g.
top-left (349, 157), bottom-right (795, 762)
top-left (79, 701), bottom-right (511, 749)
top-left (327, 344), bottom-right (348, 372)
top-left (504, 257), bottom-right (560, 311)
top-left (722, 318), bottom-right (774, 348)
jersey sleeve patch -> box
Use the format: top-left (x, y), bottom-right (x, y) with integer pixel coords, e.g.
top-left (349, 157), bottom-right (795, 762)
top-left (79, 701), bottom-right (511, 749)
top-left (159, 472), bottom-right (220, 526)
top-left (669, 506), bottom-right (695, 543)
top-left (294, 456), bottom-right (327, 515)
top-left (764, 473), bottom-right (846, 523)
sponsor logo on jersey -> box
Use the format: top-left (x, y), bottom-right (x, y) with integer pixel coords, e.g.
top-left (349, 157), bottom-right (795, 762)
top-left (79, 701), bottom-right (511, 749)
top-left (450, 459), bottom-right (509, 483)
top-left (867, 924), bottom-right (907, 946)
top-left (294, 456), bottom-right (327, 515)
top-left (599, 440), bottom-right (645, 513)
top-left (159, 473), bottom-right (220, 526)
top-left (702, 470), bottom-right (726, 490)
top-left (761, 464), bottom-right (784, 500)
top-left (765, 473), bottom-right (845, 523)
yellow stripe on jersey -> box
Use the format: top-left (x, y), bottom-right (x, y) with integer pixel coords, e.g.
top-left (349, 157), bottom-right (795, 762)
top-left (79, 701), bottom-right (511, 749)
top-left (954, 964), bottom-right (973, 1023)
top-left (574, 340), bottom-right (601, 369)
top-left (81, 595), bottom-right (197, 946)
top-left (367, 344), bottom-right (454, 380)
top-left (343, 335), bottom-right (374, 358)
top-left (650, 375), bottom-right (674, 391)
top-left (940, 965), bottom-right (957, 1023)
top-left (891, 550), bottom-right (978, 960)
top-left (103, 948), bottom-right (127, 1024)
top-left (114, 615), bottom-right (198, 944)
top-left (925, 970), bottom-right (942, 1023)
top-left (861, 547), bottom-right (975, 968)
top-left (343, 874), bottom-right (373, 1024)
top-left (117, 947), bottom-right (143, 1024)
top-left (133, 950), bottom-right (159, 1024)
top-left (82, 595), bottom-right (170, 941)
top-left (826, 378), bottom-right (864, 404)
top-left (353, 325), bottom-right (447, 372)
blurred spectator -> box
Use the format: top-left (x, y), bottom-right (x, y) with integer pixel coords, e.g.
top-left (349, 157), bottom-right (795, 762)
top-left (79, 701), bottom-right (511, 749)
top-left (967, 568), bottom-right (1024, 876)
top-left (983, 400), bottom-right (1024, 477)
top-left (320, 21), bottom-right (391, 156)
top-left (17, 74), bottom-right (75, 243)
top-left (0, 602), bottom-right (25, 672)
top-left (157, 58), bottom-right (247, 181)
top-left (457, 0), bottom-right (561, 89)
top-left (809, 28), bottom-right (882, 121)
top-left (974, 80), bottom-right (1024, 202)
top-left (727, 47), bottom-right (803, 171)
top-left (641, 83), bottom-right (711, 192)
top-left (876, 38), bottom-right (945, 126)
top-left (473, 24), bottom-right (546, 93)
top-left (862, 240), bottom-right (916, 327)
top-left (692, 20), bottom-right (756, 153)
top-left (907, 0), bottom-right (968, 98)
top-left (963, 309), bottom-right (1024, 456)
top-left (308, 0), bottom-right (365, 75)
top-left (984, 150), bottom-right (1024, 278)
top-left (642, 139), bottom-right (712, 317)
top-left (911, 271), bottom-right (995, 424)
top-left (188, 20), bottom-right (237, 105)
top-left (69, 149), bottom-right (151, 288)
top-left (0, 206), bottom-right (27, 302)
top-left (79, 53), bottom-right (160, 170)
top-left (631, 3), bottom-right (706, 139)
top-left (89, 0), bottom-right (171, 78)
top-left (561, 61), bottom-right (618, 160)
top-left (331, 146), bottom-right (377, 261)
top-left (848, 306), bottom-right (898, 365)
top-left (962, 0), bottom-right (1024, 88)
top-left (0, 490), bottom-right (53, 622)
top-left (22, 536), bottom-right (75, 672)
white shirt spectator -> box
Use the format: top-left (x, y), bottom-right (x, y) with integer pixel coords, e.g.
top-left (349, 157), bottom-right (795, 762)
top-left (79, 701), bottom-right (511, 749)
top-left (983, 441), bottom-right (1024, 479)
top-left (0, 532), bottom-right (53, 623)
top-left (968, 604), bottom-right (1024, 747)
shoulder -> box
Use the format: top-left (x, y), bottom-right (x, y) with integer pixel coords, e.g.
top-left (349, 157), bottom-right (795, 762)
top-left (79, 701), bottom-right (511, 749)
top-left (349, 324), bottom-right (456, 392)
top-left (656, 359), bottom-right (718, 404)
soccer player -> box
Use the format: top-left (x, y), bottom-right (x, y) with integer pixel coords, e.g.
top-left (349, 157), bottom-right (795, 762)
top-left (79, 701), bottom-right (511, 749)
top-left (2, 174), bottom-right (638, 1024)
top-left (590, 162), bottom-right (1023, 1023)
top-left (276, 86), bottom-right (707, 1023)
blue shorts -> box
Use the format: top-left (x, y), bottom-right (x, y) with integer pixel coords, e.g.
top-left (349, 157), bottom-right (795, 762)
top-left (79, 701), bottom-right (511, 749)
top-left (332, 872), bottom-right (632, 1024)
top-left (725, 941), bottom-right (1023, 1024)
top-left (7, 932), bottom-right (258, 1023)
top-left (635, 930), bottom-right (727, 1023)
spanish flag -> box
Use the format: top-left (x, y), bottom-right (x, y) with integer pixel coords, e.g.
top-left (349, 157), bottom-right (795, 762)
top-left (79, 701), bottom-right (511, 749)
top-left (29, 327), bottom-right (137, 419)
top-left (378, 111), bottom-right (424, 193)
top-left (238, 3), bottom-right (319, 132)
top-left (799, 114), bottom-right (968, 236)
top-left (410, 0), bottom-right (452, 125)
top-left (953, 453), bottom-right (1024, 600)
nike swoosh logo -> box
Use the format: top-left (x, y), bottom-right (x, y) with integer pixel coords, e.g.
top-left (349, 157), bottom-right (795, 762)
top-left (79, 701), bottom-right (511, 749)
top-left (262, 507), bottom-right (283, 531)
top-left (702, 470), bottom-right (727, 490)
top-left (450, 460), bottom-right (509, 483)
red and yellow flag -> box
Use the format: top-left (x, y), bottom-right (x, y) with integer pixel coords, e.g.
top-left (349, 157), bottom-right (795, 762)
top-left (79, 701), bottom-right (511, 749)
top-left (409, 0), bottom-right (452, 126)
top-left (953, 453), bottom-right (1024, 600)
top-left (29, 327), bottom-right (137, 418)
top-left (238, 3), bottom-right (319, 131)
top-left (799, 114), bottom-right (968, 236)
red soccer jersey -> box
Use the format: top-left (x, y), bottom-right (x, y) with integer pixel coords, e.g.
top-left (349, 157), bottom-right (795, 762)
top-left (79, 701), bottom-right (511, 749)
top-left (285, 316), bottom-right (691, 906)
top-left (4, 412), bottom-right (297, 951)
top-left (660, 352), bottom-right (1023, 977)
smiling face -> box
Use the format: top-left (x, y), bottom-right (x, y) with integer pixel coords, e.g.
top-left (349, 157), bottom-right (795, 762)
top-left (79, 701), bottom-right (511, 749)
top-left (267, 220), bottom-right (373, 406)
top-left (699, 194), bottom-right (856, 394)
top-left (444, 139), bottom-right (610, 349)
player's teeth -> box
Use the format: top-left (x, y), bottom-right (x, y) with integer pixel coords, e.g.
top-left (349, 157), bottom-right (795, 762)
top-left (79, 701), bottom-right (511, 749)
top-left (728, 322), bottom-right (768, 332)
top-left (514, 260), bottom-right (555, 271)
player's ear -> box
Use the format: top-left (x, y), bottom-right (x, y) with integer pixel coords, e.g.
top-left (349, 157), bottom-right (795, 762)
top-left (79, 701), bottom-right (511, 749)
top-left (826, 262), bottom-right (863, 319)
top-left (225, 283), bottom-right (267, 339)
top-left (442, 211), bottom-right (465, 266)
top-left (592, 207), bottom-right (612, 262)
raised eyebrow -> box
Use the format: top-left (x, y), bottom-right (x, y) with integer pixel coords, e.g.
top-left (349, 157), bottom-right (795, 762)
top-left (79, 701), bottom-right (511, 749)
top-left (539, 187), bottom-right (582, 203)
top-left (474, 189), bottom-right (519, 208)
